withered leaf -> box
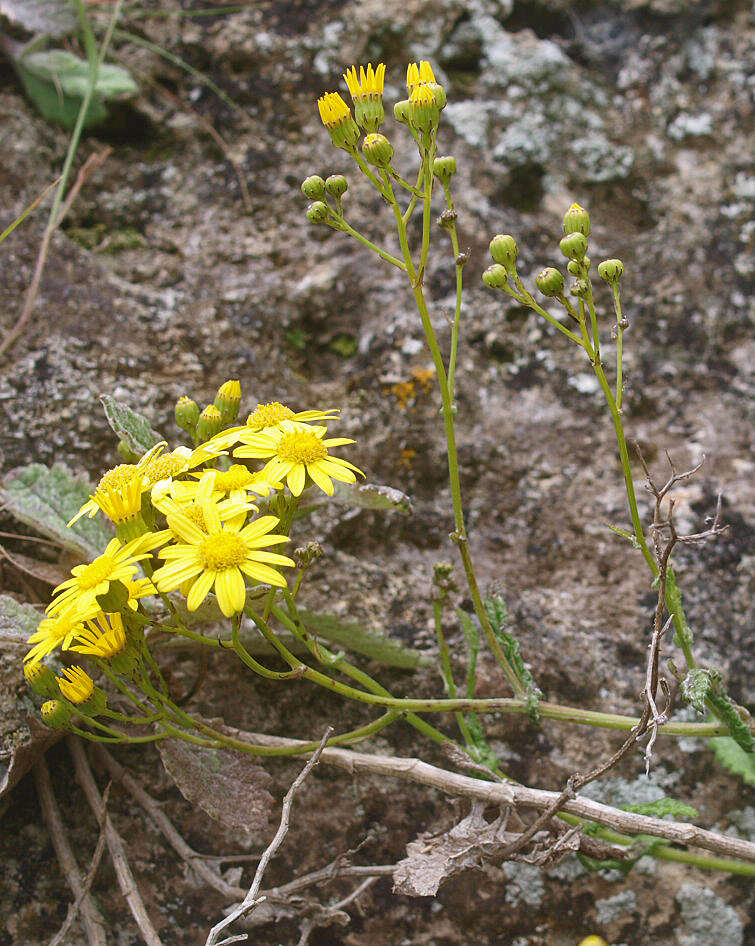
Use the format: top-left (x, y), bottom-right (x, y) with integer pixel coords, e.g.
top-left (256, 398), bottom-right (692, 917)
top-left (158, 736), bottom-right (274, 837)
top-left (393, 803), bottom-right (512, 897)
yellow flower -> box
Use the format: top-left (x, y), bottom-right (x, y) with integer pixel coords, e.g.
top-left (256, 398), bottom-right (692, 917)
top-left (46, 534), bottom-right (166, 619)
top-left (317, 91), bottom-right (351, 127)
top-left (24, 611), bottom-right (89, 665)
top-left (152, 473), bottom-right (258, 535)
top-left (68, 442), bottom-right (223, 526)
top-left (233, 421), bottom-right (363, 497)
top-left (191, 465), bottom-right (281, 501)
top-left (69, 612), bottom-right (127, 658)
top-left (316, 92), bottom-right (361, 149)
top-left (343, 62), bottom-right (385, 101)
top-left (153, 498), bottom-right (294, 617)
top-left (56, 666), bottom-right (94, 704)
top-left (406, 60), bottom-right (436, 93)
top-left (208, 402), bottom-right (339, 450)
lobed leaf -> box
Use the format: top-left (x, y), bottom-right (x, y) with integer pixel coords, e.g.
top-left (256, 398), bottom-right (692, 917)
top-left (0, 463), bottom-right (112, 559)
top-left (100, 395), bottom-right (163, 455)
top-left (709, 737), bottom-right (755, 787)
top-left (331, 481), bottom-right (413, 515)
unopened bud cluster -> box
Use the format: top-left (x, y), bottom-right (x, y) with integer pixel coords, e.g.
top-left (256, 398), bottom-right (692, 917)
top-left (175, 380), bottom-right (240, 443)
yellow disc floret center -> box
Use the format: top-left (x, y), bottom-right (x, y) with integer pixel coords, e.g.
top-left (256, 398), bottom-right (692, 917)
top-left (214, 465), bottom-right (253, 492)
top-left (247, 402), bottom-right (295, 429)
top-left (277, 431), bottom-right (327, 464)
top-left (142, 455), bottom-right (187, 486)
top-left (199, 533), bottom-right (247, 571)
top-left (181, 503), bottom-right (207, 531)
top-left (98, 464), bottom-right (138, 492)
top-left (78, 557), bottom-right (115, 589)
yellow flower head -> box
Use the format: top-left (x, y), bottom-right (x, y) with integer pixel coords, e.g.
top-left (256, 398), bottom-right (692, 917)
top-left (57, 666), bottom-right (94, 704)
top-left (406, 60), bottom-right (436, 93)
top-left (410, 83), bottom-right (436, 106)
top-left (317, 91), bottom-right (351, 127)
top-left (153, 497), bottom-right (295, 617)
top-left (233, 421), bottom-right (363, 497)
top-left (153, 473), bottom-right (257, 537)
top-left (25, 611), bottom-right (89, 665)
top-left (69, 612), bottom-right (127, 658)
top-left (208, 402), bottom-right (339, 451)
top-left (46, 533), bottom-right (167, 620)
top-left (193, 465), bottom-right (281, 501)
top-left (89, 468), bottom-right (145, 526)
top-left (343, 63), bottom-right (385, 101)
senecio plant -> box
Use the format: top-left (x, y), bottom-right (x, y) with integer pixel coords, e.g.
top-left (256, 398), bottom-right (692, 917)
top-left (24, 61), bottom-right (753, 877)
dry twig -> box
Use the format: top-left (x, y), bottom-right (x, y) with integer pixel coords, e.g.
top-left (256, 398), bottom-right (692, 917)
top-left (205, 727), bottom-right (334, 946)
top-left (68, 736), bottom-right (165, 946)
top-left (95, 745), bottom-right (247, 900)
top-left (33, 756), bottom-right (107, 946)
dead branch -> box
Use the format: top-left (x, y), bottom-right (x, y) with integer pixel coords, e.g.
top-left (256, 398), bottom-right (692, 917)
top-left (95, 746), bottom-right (247, 900)
top-left (48, 782), bottom-right (111, 946)
top-left (33, 756), bottom-right (107, 946)
top-left (205, 727), bottom-right (334, 946)
top-left (221, 730), bottom-right (755, 864)
top-left (67, 736), bottom-right (165, 946)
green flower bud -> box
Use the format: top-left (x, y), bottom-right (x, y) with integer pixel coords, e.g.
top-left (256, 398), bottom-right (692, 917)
top-left (563, 202), bottom-right (591, 237)
top-left (41, 699), bottom-right (72, 730)
top-left (597, 258), bottom-right (624, 284)
top-left (301, 175), bottom-right (326, 200)
top-left (175, 396), bottom-right (200, 434)
top-left (559, 232), bottom-right (588, 261)
top-left (306, 201), bottom-right (330, 224)
top-left (536, 267), bottom-right (565, 297)
top-left (214, 379), bottom-right (241, 425)
top-left (116, 440), bottom-right (138, 463)
top-left (567, 260), bottom-right (581, 276)
top-left (569, 278), bottom-right (590, 297)
top-left (362, 133), bottom-right (394, 168)
top-left (489, 234), bottom-right (518, 272)
top-left (324, 174), bottom-right (348, 198)
top-left (195, 404), bottom-right (223, 442)
top-left (394, 99), bottom-right (411, 124)
top-left (24, 662), bottom-right (59, 699)
top-left (482, 264), bottom-right (510, 289)
top-left (427, 82), bottom-right (447, 109)
top-left (354, 99), bottom-right (385, 134)
top-left (433, 156), bottom-right (457, 180)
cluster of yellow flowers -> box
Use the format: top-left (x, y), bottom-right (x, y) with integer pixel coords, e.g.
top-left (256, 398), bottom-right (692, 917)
top-left (24, 387), bottom-right (362, 722)
top-left (316, 59), bottom-right (446, 152)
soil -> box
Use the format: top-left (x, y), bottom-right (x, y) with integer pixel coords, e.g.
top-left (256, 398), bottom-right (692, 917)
top-left (0, 1), bottom-right (753, 945)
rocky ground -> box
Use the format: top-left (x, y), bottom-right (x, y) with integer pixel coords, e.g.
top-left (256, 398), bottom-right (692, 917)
top-left (0, 1), bottom-right (753, 944)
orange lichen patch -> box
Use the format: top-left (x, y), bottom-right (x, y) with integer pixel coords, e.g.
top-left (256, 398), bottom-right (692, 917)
top-left (411, 366), bottom-right (435, 392)
top-left (398, 448), bottom-right (417, 468)
top-left (390, 380), bottom-right (415, 409)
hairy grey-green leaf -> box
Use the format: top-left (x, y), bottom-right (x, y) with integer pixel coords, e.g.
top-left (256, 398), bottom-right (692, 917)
top-left (0, 594), bottom-right (43, 645)
top-left (297, 609), bottom-right (428, 669)
top-left (0, 463), bottom-right (112, 559)
top-left (0, 0), bottom-right (76, 38)
top-left (331, 481), bottom-right (413, 514)
top-left (100, 395), bottom-right (163, 455)
top-left (158, 737), bottom-right (273, 836)
top-left (680, 668), bottom-right (713, 715)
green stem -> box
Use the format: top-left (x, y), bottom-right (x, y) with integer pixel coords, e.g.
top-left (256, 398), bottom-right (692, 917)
top-left (441, 179), bottom-right (464, 405)
top-left (337, 219), bottom-right (406, 269)
top-left (433, 598), bottom-right (475, 748)
top-left (273, 600), bottom-right (455, 748)
top-left (509, 278), bottom-right (586, 347)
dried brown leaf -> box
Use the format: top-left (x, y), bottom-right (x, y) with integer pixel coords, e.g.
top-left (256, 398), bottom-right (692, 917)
top-left (158, 737), bottom-right (274, 837)
top-left (393, 803), bottom-right (512, 897)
